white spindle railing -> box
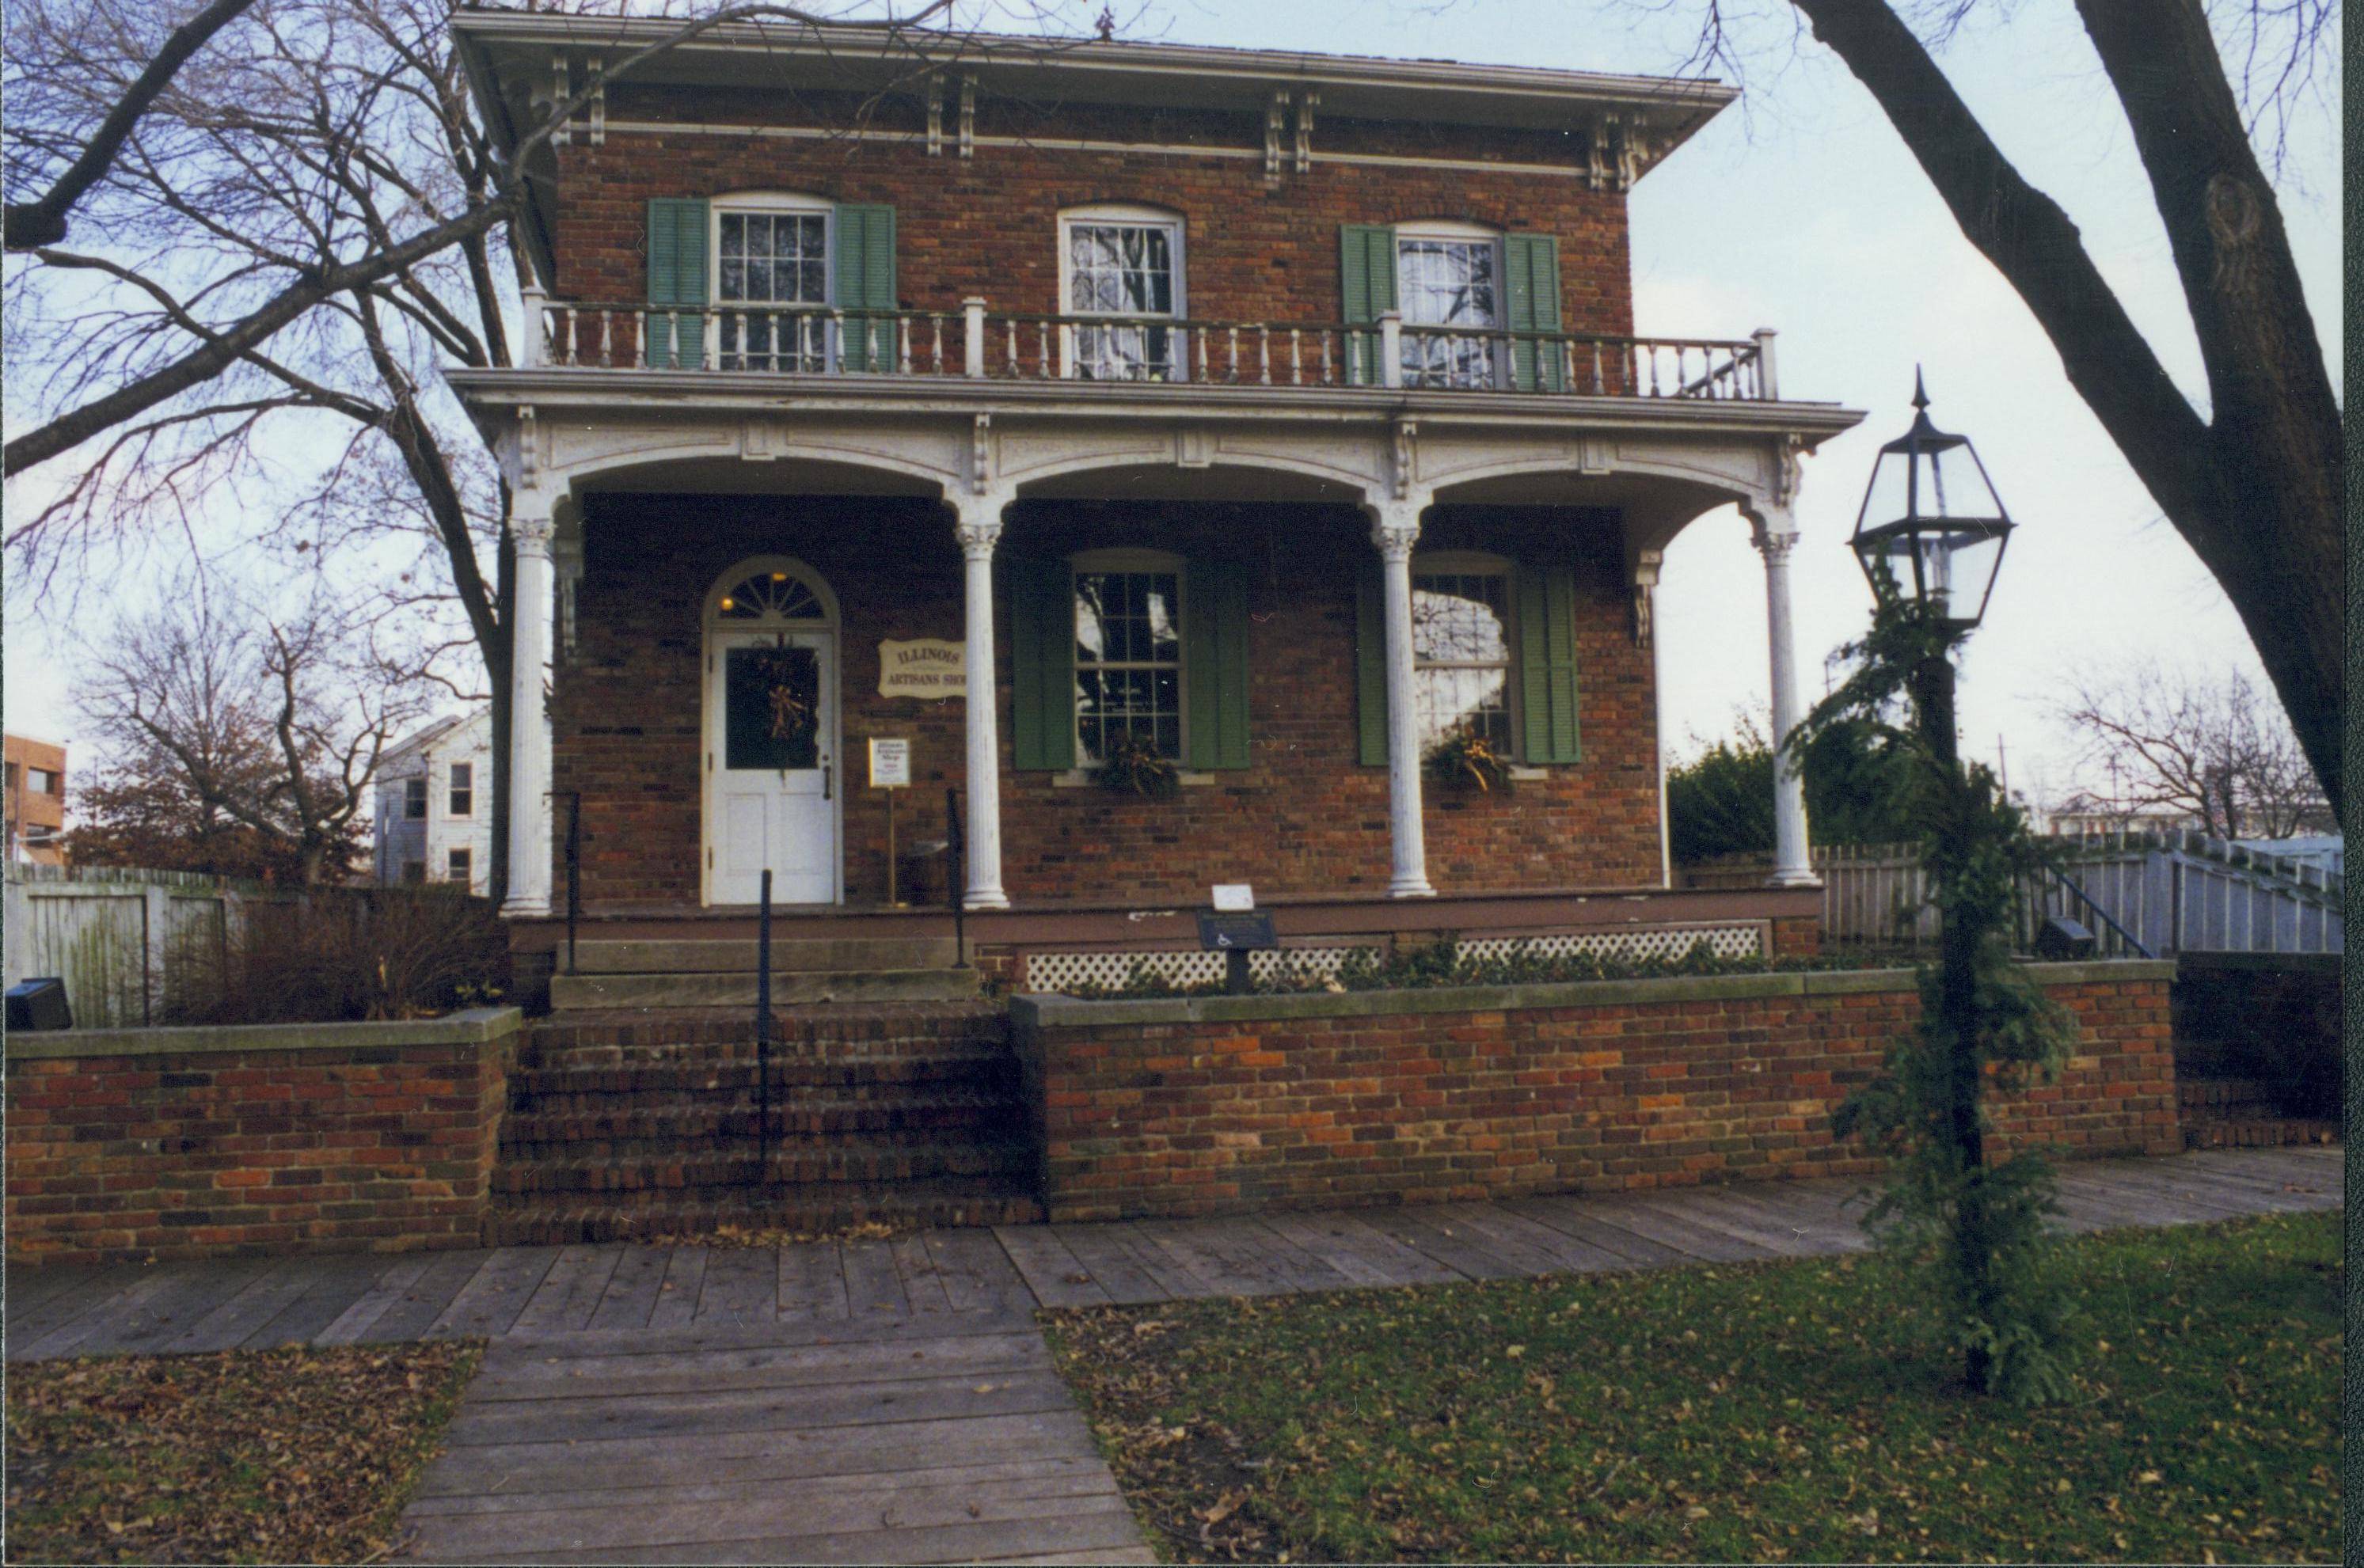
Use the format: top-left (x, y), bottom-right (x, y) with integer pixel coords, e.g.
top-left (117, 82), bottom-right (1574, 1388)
top-left (525, 299), bottom-right (1777, 401)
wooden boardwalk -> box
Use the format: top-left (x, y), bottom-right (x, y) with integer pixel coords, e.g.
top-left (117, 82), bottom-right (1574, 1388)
top-left (2, 1145), bottom-right (2338, 1564)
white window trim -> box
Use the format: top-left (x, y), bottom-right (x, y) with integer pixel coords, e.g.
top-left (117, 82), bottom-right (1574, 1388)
top-left (709, 192), bottom-right (835, 305)
top-left (1068, 547), bottom-right (1188, 773)
top-left (1394, 221), bottom-right (1508, 390)
top-left (1409, 551), bottom-right (1519, 757)
top-left (1057, 204), bottom-right (1186, 381)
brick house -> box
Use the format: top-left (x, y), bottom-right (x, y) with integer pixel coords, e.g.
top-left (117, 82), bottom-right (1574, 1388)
top-left (446, 15), bottom-right (1864, 993)
top-left (3, 734), bottom-right (68, 867)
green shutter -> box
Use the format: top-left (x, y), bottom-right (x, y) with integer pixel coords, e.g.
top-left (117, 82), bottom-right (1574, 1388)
top-left (1184, 559), bottom-right (1251, 770)
top-left (1516, 563), bottom-right (1583, 763)
top-left (1503, 233), bottom-right (1564, 393)
top-left (834, 203), bottom-right (897, 371)
top-left (1008, 556), bottom-right (1076, 773)
top-left (1339, 224), bottom-right (1397, 386)
top-left (644, 199), bottom-right (708, 369)
top-left (1354, 560), bottom-right (1389, 766)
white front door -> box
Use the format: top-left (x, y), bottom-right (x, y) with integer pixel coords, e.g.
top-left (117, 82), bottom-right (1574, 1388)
top-left (705, 628), bottom-right (838, 905)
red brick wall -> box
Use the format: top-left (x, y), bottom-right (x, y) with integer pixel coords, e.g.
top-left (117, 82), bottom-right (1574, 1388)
top-left (1015, 967), bottom-right (2181, 1222)
top-left (552, 89), bottom-right (1633, 337)
top-left (5, 1029), bottom-right (515, 1267)
top-left (557, 495), bottom-right (1660, 906)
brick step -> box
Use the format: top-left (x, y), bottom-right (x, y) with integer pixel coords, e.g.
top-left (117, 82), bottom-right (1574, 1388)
top-left (483, 1178), bottom-right (1045, 1246)
top-left (2183, 1118), bottom-right (2342, 1150)
top-left (508, 1050), bottom-right (1017, 1109)
top-left (2178, 1078), bottom-right (2281, 1110)
top-left (549, 968), bottom-right (983, 1011)
top-left (568, 937), bottom-right (961, 974)
top-left (523, 1011), bottom-right (1007, 1070)
top-left (501, 1090), bottom-right (1023, 1152)
top-left (491, 1137), bottom-right (1034, 1196)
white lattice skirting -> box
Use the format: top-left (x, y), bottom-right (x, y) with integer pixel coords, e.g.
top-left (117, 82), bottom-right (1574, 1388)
top-left (1024, 922), bottom-right (1765, 993)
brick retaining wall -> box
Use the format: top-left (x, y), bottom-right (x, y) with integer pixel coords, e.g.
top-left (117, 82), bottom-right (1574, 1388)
top-left (5, 1010), bottom-right (522, 1267)
top-left (1011, 962), bottom-right (2180, 1222)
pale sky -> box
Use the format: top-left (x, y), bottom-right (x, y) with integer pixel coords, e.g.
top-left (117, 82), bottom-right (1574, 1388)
top-left (4, 0), bottom-right (2343, 814)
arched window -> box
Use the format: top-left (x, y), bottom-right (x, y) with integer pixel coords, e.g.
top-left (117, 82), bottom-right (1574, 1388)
top-left (706, 556), bottom-right (838, 626)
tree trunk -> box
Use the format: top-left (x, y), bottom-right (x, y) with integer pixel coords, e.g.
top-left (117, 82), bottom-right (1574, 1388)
top-left (1788, 0), bottom-right (2343, 819)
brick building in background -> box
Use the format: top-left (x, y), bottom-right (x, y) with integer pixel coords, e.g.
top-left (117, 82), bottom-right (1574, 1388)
top-left (443, 14), bottom-right (1863, 993)
top-left (3, 735), bottom-right (68, 867)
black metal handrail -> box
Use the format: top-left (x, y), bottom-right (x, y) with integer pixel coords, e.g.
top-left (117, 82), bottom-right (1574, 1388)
top-left (945, 786), bottom-right (966, 968)
top-left (2043, 865), bottom-right (2154, 959)
top-left (755, 868), bottom-right (773, 1183)
top-left (562, 792), bottom-right (583, 975)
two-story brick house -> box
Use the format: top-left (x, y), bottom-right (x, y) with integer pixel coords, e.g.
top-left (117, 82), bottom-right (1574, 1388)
top-left (447, 15), bottom-right (1860, 999)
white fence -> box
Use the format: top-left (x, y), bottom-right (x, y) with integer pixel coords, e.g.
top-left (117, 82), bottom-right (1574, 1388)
top-left (2, 866), bottom-right (296, 1028)
top-left (1815, 830), bottom-right (2343, 957)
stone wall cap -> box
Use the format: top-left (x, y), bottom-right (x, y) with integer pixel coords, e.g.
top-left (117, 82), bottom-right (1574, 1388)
top-left (1009, 959), bottom-right (2173, 1028)
top-left (3, 1007), bottom-right (525, 1062)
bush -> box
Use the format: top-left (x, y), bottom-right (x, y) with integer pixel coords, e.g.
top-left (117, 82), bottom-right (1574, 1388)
top-left (166, 886), bottom-right (508, 1024)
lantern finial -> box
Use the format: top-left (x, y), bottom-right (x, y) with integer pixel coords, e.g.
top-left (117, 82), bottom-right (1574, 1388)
top-left (1912, 366), bottom-right (1929, 411)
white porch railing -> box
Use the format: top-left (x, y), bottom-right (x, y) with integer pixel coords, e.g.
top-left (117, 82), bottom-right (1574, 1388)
top-left (523, 292), bottom-right (1780, 401)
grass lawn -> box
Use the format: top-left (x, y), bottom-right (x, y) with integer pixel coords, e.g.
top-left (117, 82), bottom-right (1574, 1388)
top-left (5, 1340), bottom-right (480, 1565)
top-left (1043, 1211), bottom-right (2341, 1563)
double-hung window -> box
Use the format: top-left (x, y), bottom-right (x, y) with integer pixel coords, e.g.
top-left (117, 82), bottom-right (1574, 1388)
top-left (1071, 552), bottom-right (1184, 764)
top-left (1060, 206), bottom-right (1183, 382)
top-left (403, 776), bottom-right (428, 820)
top-left (447, 761), bottom-right (473, 818)
top-left (1411, 557), bottom-right (1515, 754)
top-left (716, 199), bottom-right (830, 372)
top-left (1397, 224), bottom-right (1502, 389)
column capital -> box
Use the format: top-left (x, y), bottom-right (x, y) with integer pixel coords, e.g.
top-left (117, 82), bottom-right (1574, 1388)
top-left (1365, 490), bottom-right (1428, 562)
top-left (511, 498), bottom-right (557, 554)
top-left (951, 491), bottom-right (1010, 560)
top-left (1753, 525), bottom-right (1799, 565)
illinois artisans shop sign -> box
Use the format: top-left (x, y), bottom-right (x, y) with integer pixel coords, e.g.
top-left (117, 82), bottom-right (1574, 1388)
top-left (877, 638), bottom-right (966, 699)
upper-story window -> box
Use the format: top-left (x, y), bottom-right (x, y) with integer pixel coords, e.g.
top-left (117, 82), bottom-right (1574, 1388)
top-left (1059, 205), bottom-right (1184, 382)
top-left (714, 196), bottom-right (832, 372)
top-left (403, 776), bottom-right (428, 820)
top-left (447, 761), bottom-right (473, 818)
top-left (1397, 222), bottom-right (1501, 389)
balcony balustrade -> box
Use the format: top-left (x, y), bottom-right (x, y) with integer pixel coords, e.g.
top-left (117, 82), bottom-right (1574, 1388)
top-left (520, 289), bottom-right (1780, 401)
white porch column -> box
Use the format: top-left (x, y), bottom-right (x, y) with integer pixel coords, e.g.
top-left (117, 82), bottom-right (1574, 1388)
top-left (501, 492), bottom-right (557, 917)
top-left (1752, 516), bottom-right (1818, 889)
top-left (954, 498), bottom-right (1011, 910)
top-left (1370, 497), bottom-right (1435, 898)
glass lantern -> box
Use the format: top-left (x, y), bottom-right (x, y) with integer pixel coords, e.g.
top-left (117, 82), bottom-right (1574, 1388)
top-left (1849, 372), bottom-right (2014, 628)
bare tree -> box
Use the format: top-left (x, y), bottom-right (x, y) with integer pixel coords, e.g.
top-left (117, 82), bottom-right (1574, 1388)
top-left (1648, 0), bottom-right (2343, 820)
top-left (74, 587), bottom-right (434, 883)
top-left (2054, 666), bottom-right (2328, 841)
top-left (5, 0), bottom-right (1073, 898)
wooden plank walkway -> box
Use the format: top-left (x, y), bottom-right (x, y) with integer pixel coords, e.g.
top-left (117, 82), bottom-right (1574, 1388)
top-left (6, 1148), bottom-right (2338, 1361)
top-left (2, 1145), bottom-right (2335, 1565)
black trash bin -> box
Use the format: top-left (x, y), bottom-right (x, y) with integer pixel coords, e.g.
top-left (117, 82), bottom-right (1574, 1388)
top-left (5, 978), bottom-right (73, 1031)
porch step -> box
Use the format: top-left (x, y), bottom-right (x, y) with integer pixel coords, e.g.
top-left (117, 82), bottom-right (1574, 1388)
top-left (482, 1179), bottom-right (1045, 1247)
top-left (549, 966), bottom-right (983, 1010)
top-left (488, 1003), bottom-right (1038, 1244)
top-left (500, 1088), bottom-right (1017, 1153)
top-left (2183, 1118), bottom-right (2342, 1150)
top-left (492, 1137), bottom-right (1035, 1196)
top-left (569, 937), bottom-right (960, 974)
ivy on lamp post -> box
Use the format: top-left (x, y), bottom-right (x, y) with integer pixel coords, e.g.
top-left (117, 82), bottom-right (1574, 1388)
top-left (1798, 374), bottom-right (2077, 1402)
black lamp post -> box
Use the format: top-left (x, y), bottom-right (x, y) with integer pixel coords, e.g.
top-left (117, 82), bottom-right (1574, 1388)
top-left (1849, 370), bottom-right (2014, 768)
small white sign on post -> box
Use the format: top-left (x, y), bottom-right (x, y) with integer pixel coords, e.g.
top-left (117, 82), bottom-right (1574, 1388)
top-left (868, 738), bottom-right (912, 790)
top-left (1211, 883), bottom-right (1255, 913)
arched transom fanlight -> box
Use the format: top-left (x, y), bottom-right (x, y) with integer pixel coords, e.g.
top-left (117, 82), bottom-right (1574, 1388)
top-left (716, 569), bottom-right (826, 622)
